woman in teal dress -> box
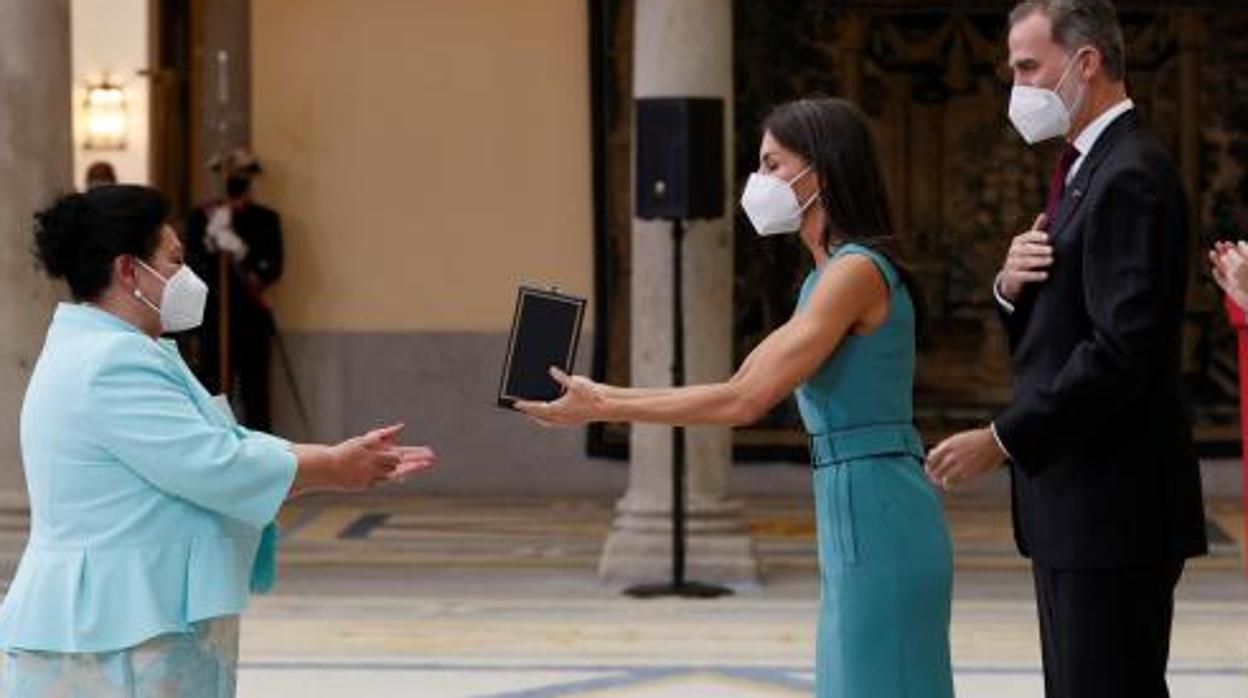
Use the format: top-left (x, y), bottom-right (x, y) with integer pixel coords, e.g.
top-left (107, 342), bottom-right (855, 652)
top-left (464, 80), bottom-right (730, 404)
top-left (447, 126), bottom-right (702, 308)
top-left (0, 185), bottom-right (437, 697)
top-left (518, 97), bottom-right (954, 697)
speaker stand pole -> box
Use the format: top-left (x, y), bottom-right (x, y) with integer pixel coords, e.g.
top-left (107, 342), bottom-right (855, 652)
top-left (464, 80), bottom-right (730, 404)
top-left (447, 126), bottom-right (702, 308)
top-left (624, 218), bottom-right (733, 600)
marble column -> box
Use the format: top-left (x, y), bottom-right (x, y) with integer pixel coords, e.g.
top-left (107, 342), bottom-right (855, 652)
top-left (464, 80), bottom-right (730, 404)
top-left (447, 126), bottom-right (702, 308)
top-left (599, 0), bottom-right (759, 586)
top-left (0, 0), bottom-right (73, 495)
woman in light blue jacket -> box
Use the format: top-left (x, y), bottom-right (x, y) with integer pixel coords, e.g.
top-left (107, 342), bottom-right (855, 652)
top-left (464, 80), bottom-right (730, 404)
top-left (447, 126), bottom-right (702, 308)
top-left (0, 185), bottom-right (437, 696)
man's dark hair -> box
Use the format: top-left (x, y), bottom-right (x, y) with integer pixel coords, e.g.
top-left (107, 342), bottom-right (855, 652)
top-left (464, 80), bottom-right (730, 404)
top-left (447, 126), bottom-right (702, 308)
top-left (1010, 0), bottom-right (1126, 82)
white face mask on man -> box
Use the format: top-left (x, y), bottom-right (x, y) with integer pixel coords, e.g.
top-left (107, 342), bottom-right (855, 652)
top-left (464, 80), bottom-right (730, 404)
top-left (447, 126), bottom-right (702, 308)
top-left (1008, 49), bottom-right (1091, 144)
top-left (133, 258), bottom-right (209, 333)
top-left (740, 165), bottom-right (819, 236)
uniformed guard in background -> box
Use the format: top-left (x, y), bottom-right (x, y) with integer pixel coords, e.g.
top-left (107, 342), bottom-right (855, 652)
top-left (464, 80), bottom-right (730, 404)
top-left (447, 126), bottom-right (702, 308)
top-left (187, 147), bottom-right (284, 430)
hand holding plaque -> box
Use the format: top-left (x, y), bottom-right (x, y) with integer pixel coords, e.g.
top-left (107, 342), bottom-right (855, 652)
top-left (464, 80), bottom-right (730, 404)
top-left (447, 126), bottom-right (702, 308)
top-left (497, 286), bottom-right (586, 408)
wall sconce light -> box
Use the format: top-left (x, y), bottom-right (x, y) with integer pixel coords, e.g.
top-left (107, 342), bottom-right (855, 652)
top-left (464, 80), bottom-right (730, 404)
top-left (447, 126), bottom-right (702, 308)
top-left (83, 81), bottom-right (128, 150)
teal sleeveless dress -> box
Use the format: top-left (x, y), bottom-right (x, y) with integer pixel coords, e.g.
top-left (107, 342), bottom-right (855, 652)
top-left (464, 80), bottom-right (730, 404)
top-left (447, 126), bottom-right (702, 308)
top-left (796, 244), bottom-right (954, 697)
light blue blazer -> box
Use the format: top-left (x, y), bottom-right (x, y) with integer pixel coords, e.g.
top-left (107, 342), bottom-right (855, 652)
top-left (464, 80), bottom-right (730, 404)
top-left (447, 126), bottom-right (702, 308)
top-left (0, 303), bottom-right (297, 653)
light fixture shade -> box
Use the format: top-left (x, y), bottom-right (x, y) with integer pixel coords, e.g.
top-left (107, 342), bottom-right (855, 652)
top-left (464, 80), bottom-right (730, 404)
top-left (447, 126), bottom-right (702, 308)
top-left (83, 82), bottom-right (128, 150)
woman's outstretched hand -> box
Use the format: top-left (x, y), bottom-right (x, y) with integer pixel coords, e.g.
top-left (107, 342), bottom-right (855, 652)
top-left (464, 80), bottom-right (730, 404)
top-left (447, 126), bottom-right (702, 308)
top-left (386, 445), bottom-right (437, 481)
top-left (332, 424), bottom-right (439, 489)
top-left (515, 367), bottom-right (607, 427)
top-left (293, 424), bottom-right (437, 496)
top-left (360, 423), bottom-right (437, 483)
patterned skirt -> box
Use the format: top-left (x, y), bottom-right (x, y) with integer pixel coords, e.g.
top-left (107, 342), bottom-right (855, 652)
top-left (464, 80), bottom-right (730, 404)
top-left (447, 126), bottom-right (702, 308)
top-left (2, 616), bottom-right (239, 698)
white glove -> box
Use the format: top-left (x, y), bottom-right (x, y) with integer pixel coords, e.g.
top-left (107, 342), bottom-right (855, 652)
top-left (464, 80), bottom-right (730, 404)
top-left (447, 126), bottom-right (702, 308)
top-left (204, 205), bottom-right (249, 260)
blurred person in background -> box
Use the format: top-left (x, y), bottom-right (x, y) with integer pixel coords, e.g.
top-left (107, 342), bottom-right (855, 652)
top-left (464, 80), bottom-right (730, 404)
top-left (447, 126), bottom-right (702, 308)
top-left (187, 147), bottom-right (284, 430)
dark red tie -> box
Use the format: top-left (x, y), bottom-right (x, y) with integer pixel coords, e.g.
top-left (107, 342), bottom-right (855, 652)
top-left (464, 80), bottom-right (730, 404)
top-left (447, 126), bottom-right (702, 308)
top-left (1044, 143), bottom-right (1081, 222)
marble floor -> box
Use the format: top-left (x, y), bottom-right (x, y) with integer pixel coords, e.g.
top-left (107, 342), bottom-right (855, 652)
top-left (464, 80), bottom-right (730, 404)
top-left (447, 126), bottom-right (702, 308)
top-left (233, 494), bottom-right (1246, 697)
top-left (0, 494), bottom-right (1244, 696)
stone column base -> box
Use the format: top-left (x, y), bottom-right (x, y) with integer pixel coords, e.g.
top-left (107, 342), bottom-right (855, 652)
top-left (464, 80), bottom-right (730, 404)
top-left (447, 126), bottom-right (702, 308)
top-left (599, 494), bottom-right (760, 586)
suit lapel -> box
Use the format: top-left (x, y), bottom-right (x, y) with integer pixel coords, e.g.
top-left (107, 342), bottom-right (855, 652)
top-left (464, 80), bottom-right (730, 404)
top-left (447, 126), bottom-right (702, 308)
top-left (1049, 110), bottom-right (1139, 237)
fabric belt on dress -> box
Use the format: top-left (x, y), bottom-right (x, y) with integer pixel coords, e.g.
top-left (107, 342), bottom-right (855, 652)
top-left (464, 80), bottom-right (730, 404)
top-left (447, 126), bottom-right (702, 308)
top-left (809, 422), bottom-right (924, 469)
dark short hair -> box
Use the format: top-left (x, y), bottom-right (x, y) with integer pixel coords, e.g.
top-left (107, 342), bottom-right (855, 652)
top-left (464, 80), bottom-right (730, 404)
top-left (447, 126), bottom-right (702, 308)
top-left (85, 161), bottom-right (117, 187)
top-left (33, 185), bottom-right (169, 301)
top-left (1010, 0), bottom-right (1126, 82)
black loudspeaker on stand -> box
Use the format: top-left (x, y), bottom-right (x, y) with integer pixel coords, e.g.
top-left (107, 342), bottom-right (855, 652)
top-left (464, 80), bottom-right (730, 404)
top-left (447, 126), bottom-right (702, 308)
top-left (625, 97), bottom-right (732, 600)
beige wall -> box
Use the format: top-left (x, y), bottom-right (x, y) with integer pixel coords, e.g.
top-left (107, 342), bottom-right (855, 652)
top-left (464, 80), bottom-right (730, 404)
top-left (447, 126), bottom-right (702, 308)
top-left (252, 0), bottom-right (593, 332)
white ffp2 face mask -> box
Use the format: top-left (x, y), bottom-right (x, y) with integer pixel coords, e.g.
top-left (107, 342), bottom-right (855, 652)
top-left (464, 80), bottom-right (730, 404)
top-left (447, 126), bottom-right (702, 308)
top-left (740, 166), bottom-right (819, 236)
top-left (135, 259), bottom-right (209, 333)
top-left (1008, 50), bottom-right (1090, 144)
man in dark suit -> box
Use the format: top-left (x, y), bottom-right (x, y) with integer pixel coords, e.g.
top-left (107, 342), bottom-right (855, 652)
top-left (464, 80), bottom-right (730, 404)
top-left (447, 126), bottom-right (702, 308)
top-left (187, 148), bottom-right (285, 431)
top-left (924, 1), bottom-right (1207, 696)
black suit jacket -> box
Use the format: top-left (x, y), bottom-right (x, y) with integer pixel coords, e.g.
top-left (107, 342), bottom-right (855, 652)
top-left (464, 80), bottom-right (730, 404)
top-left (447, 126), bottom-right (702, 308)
top-left (995, 110), bottom-right (1207, 569)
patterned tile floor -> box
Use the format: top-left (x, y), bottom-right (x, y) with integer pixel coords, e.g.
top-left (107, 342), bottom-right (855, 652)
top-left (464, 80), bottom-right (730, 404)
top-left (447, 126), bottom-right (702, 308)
top-left (0, 494), bottom-right (1244, 696)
